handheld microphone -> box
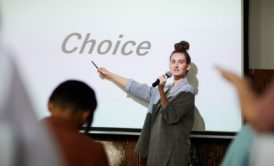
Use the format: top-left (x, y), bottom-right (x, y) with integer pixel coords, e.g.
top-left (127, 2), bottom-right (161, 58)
top-left (152, 71), bottom-right (172, 87)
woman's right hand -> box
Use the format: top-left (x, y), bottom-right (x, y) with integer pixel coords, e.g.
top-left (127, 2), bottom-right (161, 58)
top-left (97, 67), bottom-right (111, 79)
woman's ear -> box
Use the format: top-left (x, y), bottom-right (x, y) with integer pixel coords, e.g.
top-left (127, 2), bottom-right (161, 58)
top-left (187, 64), bottom-right (191, 71)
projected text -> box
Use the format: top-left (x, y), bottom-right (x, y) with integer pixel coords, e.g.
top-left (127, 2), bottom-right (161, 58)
top-left (62, 33), bottom-right (151, 56)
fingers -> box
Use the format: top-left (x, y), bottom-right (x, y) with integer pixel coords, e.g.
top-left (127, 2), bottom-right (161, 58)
top-left (97, 67), bottom-right (104, 73)
top-left (216, 66), bottom-right (249, 93)
top-left (216, 66), bottom-right (244, 87)
top-left (97, 68), bottom-right (103, 76)
top-left (216, 66), bottom-right (257, 123)
top-left (157, 75), bottom-right (167, 86)
top-left (158, 74), bottom-right (167, 80)
top-left (97, 67), bottom-right (107, 78)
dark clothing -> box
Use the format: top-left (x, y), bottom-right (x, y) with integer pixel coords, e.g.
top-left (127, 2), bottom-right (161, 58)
top-left (43, 117), bottom-right (109, 166)
top-left (126, 78), bottom-right (195, 166)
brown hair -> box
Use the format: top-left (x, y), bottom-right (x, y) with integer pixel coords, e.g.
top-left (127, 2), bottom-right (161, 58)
top-left (170, 41), bottom-right (191, 64)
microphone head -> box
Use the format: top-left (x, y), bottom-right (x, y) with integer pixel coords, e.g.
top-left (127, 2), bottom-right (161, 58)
top-left (165, 71), bottom-right (172, 78)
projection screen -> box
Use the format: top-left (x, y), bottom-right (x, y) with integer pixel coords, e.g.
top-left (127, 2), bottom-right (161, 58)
top-left (1, 0), bottom-right (244, 133)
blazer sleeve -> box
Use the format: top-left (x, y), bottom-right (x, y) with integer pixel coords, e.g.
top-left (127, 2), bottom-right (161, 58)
top-left (161, 91), bottom-right (195, 125)
top-left (125, 79), bottom-right (154, 103)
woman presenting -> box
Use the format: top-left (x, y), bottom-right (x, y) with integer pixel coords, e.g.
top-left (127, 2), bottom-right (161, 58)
top-left (97, 41), bottom-right (195, 166)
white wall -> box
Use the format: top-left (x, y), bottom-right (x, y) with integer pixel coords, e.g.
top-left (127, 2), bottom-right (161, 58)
top-left (249, 0), bottom-right (274, 69)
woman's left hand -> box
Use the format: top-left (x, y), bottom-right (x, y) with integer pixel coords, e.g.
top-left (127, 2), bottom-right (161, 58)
top-left (158, 74), bottom-right (167, 89)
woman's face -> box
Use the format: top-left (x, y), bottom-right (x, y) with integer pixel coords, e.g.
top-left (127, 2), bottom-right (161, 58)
top-left (169, 53), bottom-right (190, 78)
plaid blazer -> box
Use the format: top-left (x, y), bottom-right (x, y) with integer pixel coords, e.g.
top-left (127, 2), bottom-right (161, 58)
top-left (125, 78), bottom-right (195, 166)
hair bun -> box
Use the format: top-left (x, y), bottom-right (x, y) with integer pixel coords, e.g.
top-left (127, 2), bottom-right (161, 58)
top-left (174, 41), bottom-right (189, 51)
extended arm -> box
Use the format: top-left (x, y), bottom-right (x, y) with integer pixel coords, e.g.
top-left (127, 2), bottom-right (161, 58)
top-left (97, 67), bottom-right (153, 103)
top-left (98, 67), bottom-right (128, 89)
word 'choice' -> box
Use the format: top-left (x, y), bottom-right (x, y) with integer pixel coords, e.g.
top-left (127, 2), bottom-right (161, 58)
top-left (62, 33), bottom-right (151, 56)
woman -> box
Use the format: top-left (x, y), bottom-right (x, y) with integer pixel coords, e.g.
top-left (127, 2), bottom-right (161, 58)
top-left (97, 41), bottom-right (195, 166)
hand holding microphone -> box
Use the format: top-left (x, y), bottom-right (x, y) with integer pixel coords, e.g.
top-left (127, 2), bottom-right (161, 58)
top-left (152, 71), bottom-right (172, 87)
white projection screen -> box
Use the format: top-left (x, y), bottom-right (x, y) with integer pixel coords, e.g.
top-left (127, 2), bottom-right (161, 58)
top-left (1, 0), bottom-right (244, 133)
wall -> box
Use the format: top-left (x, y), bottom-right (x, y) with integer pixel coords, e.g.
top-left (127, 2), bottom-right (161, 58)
top-left (249, 0), bottom-right (274, 69)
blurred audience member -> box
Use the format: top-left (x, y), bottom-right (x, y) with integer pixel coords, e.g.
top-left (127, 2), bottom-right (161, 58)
top-left (218, 67), bottom-right (274, 166)
top-left (43, 80), bottom-right (109, 166)
top-left (0, 39), bottom-right (63, 166)
top-left (218, 67), bottom-right (274, 132)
